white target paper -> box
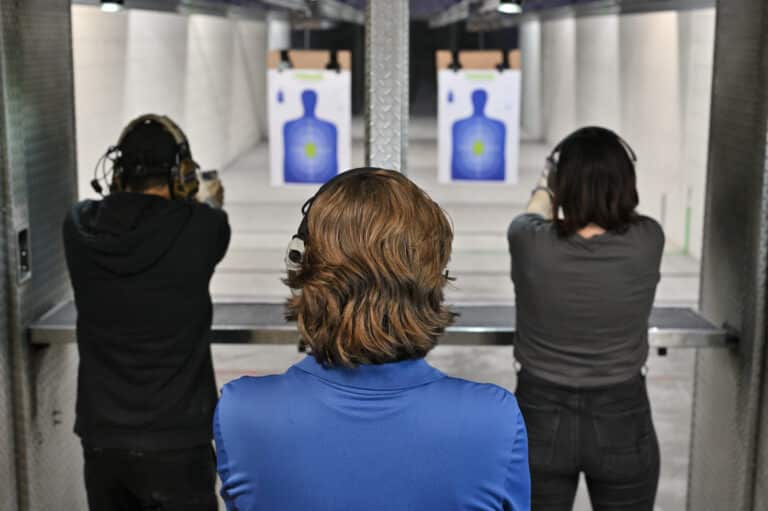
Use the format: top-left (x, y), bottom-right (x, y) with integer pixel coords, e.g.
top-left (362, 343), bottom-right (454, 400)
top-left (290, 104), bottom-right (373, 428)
top-left (268, 69), bottom-right (351, 186)
top-left (437, 69), bottom-right (521, 184)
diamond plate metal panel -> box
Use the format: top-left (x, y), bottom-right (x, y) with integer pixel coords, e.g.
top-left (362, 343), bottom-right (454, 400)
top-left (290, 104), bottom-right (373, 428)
top-left (0, 0), bottom-right (33, 507)
top-left (0, 0), bottom-right (79, 509)
top-left (17, 0), bottom-right (78, 326)
top-left (689, 1), bottom-right (768, 510)
top-left (17, 0), bottom-right (81, 507)
top-left (29, 345), bottom-right (87, 510)
top-left (0, 17), bottom-right (19, 506)
top-left (364, 0), bottom-right (409, 172)
top-left (0, 222), bottom-right (19, 511)
top-left (757, 345), bottom-right (768, 511)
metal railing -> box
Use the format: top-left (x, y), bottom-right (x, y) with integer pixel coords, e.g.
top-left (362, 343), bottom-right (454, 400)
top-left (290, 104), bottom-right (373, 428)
top-left (29, 301), bottom-right (733, 349)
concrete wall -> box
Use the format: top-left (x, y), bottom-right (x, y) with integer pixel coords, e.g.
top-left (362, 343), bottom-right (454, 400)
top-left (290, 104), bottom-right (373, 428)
top-left (527, 8), bottom-right (716, 257)
top-left (72, 5), bottom-right (268, 200)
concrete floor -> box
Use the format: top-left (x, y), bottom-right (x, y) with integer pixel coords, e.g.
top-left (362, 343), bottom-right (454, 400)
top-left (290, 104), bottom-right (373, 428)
top-left (211, 118), bottom-right (699, 510)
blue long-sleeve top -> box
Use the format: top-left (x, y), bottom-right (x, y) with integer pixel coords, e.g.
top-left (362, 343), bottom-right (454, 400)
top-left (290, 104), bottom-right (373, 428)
top-left (214, 355), bottom-right (530, 511)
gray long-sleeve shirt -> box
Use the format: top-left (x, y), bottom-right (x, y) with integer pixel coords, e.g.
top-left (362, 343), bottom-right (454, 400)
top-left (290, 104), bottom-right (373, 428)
top-left (507, 213), bottom-right (664, 388)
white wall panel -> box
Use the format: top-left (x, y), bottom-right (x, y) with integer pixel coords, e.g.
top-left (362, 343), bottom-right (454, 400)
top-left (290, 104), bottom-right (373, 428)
top-left (184, 15), bottom-right (233, 171)
top-left (575, 15), bottom-right (620, 130)
top-left (541, 17), bottom-right (576, 144)
top-left (539, 9), bottom-right (714, 256)
top-left (124, 10), bottom-right (188, 125)
top-left (267, 13), bottom-right (291, 51)
top-left (72, 6), bottom-right (268, 198)
top-left (228, 20), bottom-right (268, 164)
top-left (619, 12), bottom-right (682, 245)
top-left (520, 19), bottom-right (543, 141)
top-left (71, 5), bottom-right (128, 200)
top-left (677, 9), bottom-right (715, 259)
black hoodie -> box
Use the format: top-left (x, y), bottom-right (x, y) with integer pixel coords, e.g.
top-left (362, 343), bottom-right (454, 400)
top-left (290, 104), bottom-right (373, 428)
top-left (63, 192), bottom-right (230, 450)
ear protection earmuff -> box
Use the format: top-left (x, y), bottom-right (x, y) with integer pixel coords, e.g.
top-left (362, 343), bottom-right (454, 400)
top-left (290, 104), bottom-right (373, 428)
top-left (545, 127), bottom-right (637, 191)
top-left (93, 114), bottom-right (200, 200)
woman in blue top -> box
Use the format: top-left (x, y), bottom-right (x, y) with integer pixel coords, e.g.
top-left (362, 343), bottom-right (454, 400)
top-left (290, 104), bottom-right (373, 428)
top-left (214, 168), bottom-right (530, 511)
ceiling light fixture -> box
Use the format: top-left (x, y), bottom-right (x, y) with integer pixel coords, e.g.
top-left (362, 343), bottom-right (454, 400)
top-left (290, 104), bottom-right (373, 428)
top-left (100, 0), bottom-right (124, 13)
top-left (497, 0), bottom-right (523, 15)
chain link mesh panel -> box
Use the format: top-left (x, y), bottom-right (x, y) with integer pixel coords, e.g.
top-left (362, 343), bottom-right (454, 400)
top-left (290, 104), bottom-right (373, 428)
top-left (689, 1), bottom-right (768, 510)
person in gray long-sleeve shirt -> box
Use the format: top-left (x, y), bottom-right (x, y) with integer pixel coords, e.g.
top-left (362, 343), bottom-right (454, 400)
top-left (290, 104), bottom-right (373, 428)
top-left (509, 126), bottom-right (663, 511)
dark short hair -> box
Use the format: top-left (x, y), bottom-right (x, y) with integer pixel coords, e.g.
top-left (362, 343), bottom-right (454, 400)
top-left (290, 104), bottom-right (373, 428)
top-left (122, 173), bottom-right (169, 193)
top-left (550, 127), bottom-right (639, 236)
top-left (285, 169), bottom-right (455, 367)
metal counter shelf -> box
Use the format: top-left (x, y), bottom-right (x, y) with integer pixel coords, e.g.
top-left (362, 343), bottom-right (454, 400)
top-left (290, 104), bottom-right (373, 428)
top-left (29, 301), bottom-right (733, 349)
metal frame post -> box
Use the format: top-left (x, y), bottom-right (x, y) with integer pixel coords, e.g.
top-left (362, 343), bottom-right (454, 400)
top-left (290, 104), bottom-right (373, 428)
top-left (0, 0), bottom-right (79, 509)
top-left (688, 1), bottom-right (768, 509)
top-left (364, 0), bottom-right (409, 171)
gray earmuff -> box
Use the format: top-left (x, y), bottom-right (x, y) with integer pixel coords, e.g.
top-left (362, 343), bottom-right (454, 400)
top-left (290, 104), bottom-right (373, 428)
top-left (285, 236), bottom-right (305, 274)
top-left (284, 169), bottom-right (371, 277)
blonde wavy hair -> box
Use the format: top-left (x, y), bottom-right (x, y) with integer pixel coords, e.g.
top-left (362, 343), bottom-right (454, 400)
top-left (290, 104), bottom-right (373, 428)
top-left (285, 168), bottom-right (454, 367)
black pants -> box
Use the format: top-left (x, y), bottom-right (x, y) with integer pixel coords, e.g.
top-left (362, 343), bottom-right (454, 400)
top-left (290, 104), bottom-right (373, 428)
top-left (516, 370), bottom-right (660, 511)
top-left (83, 444), bottom-right (218, 511)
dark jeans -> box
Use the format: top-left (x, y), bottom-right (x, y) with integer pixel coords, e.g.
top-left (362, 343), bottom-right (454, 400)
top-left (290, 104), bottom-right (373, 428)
top-left (516, 370), bottom-right (660, 511)
top-left (83, 444), bottom-right (218, 511)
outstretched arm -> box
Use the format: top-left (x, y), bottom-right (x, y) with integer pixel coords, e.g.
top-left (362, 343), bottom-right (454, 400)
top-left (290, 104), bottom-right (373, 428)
top-left (526, 169), bottom-right (554, 220)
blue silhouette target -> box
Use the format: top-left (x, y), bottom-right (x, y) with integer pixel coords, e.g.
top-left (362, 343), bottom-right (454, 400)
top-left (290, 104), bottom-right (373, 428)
top-left (451, 89), bottom-right (506, 181)
top-left (283, 90), bottom-right (338, 183)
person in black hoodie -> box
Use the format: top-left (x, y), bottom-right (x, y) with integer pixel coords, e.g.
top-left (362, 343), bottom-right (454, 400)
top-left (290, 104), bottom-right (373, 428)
top-left (63, 114), bottom-right (230, 511)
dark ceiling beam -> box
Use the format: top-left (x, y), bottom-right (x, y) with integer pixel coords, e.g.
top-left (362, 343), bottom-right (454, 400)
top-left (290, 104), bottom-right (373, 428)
top-left (316, 0), bottom-right (364, 24)
top-left (73, 0), bottom-right (362, 24)
top-left (72, 0), bottom-right (268, 18)
top-left (428, 0), bottom-right (472, 28)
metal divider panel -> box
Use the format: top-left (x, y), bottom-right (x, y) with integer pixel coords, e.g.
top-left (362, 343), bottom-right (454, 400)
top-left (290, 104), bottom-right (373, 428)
top-left (0, 13), bottom-right (18, 504)
top-left (689, 1), bottom-right (768, 510)
top-left (8, 0), bottom-right (83, 509)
